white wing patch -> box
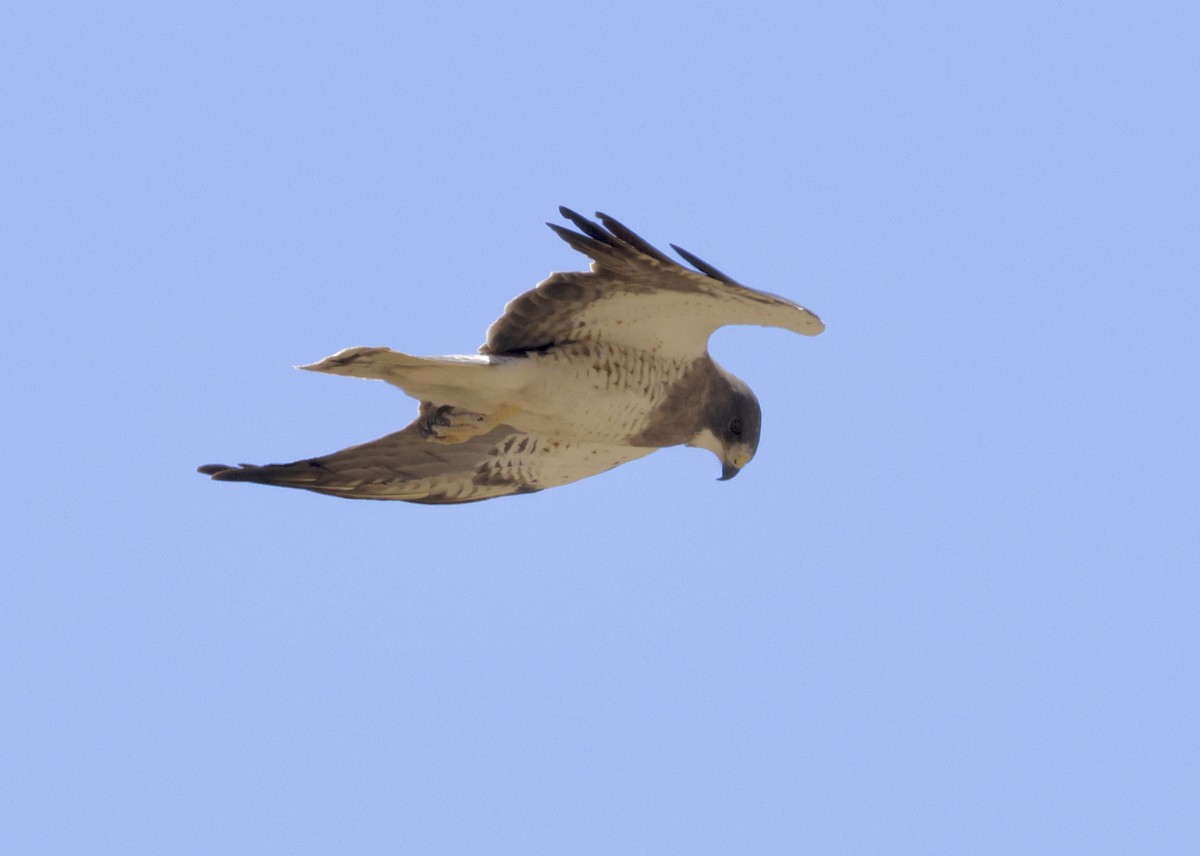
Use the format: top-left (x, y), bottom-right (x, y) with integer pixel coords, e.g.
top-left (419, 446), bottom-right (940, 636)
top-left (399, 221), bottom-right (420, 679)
top-left (482, 210), bottom-right (823, 359)
top-left (562, 283), bottom-right (822, 357)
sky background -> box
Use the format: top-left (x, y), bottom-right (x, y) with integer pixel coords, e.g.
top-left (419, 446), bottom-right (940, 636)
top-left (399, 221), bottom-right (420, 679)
top-left (3, 1), bottom-right (1198, 853)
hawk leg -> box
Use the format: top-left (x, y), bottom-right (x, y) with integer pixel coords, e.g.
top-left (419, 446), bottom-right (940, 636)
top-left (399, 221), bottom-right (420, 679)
top-left (420, 404), bottom-right (520, 445)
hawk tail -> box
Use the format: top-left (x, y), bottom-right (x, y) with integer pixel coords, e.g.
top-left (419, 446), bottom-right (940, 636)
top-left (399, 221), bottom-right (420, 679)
top-left (297, 347), bottom-right (519, 410)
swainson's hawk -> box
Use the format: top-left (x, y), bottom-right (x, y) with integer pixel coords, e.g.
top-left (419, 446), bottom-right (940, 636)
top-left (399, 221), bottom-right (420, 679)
top-left (198, 208), bottom-right (824, 503)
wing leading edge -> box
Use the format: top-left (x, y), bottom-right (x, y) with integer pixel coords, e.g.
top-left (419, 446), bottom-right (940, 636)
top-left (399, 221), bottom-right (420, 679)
top-left (482, 207), bottom-right (823, 358)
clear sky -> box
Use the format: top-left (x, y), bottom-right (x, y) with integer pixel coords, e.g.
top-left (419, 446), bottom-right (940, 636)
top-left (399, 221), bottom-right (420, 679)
top-left (3, 1), bottom-right (1197, 853)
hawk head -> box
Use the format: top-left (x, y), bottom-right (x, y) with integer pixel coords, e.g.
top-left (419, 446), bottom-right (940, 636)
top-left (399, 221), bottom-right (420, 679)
top-left (690, 371), bottom-right (762, 481)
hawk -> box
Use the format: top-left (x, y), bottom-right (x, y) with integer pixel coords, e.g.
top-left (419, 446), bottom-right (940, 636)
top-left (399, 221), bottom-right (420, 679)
top-left (198, 208), bottom-right (824, 503)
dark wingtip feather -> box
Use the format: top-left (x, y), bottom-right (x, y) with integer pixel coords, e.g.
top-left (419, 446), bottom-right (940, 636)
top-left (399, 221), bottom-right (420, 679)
top-left (546, 222), bottom-right (614, 258)
top-left (198, 463), bottom-right (262, 482)
top-left (552, 208), bottom-right (744, 283)
top-left (199, 459), bottom-right (328, 485)
top-left (557, 205), bottom-right (588, 226)
top-left (594, 212), bottom-right (675, 263)
top-left (557, 207), bottom-right (614, 244)
top-left (669, 243), bottom-right (739, 284)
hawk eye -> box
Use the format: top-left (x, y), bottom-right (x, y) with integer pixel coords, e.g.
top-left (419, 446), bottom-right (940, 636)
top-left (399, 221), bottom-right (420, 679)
top-left (729, 418), bottom-right (743, 437)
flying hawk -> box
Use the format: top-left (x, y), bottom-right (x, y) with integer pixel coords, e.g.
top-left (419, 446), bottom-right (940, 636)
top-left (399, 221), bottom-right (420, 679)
top-left (198, 208), bottom-right (824, 503)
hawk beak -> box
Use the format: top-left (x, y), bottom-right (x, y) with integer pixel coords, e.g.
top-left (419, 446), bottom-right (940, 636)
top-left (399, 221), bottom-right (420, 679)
top-left (718, 447), bottom-right (751, 481)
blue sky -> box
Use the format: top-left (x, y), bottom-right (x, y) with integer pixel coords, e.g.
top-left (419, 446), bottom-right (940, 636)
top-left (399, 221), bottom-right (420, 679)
top-left (3, 1), bottom-right (1197, 853)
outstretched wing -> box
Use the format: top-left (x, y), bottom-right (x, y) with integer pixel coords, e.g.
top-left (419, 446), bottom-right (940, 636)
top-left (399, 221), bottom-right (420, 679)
top-left (197, 408), bottom-right (657, 504)
top-left (197, 420), bottom-right (537, 504)
top-left (481, 208), bottom-right (824, 358)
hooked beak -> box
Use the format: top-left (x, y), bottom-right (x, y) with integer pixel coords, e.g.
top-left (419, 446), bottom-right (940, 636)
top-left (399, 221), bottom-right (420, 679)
top-left (718, 447), bottom-right (751, 481)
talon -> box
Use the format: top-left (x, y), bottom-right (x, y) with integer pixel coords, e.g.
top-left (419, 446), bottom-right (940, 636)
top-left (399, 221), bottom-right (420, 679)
top-left (419, 405), bottom-right (521, 444)
top-left (423, 408), bottom-right (493, 444)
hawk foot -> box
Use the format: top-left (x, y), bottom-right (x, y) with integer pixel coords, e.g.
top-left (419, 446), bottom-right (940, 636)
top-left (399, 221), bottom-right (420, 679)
top-left (421, 405), bottom-right (518, 444)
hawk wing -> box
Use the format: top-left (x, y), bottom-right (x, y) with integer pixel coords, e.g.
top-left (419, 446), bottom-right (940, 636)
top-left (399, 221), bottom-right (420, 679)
top-left (198, 421), bottom-right (534, 504)
top-left (481, 208), bottom-right (824, 359)
top-left (197, 408), bottom-right (654, 504)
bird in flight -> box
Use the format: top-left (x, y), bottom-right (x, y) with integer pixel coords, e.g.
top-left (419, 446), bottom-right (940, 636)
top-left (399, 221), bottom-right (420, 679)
top-left (198, 207), bottom-right (824, 503)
